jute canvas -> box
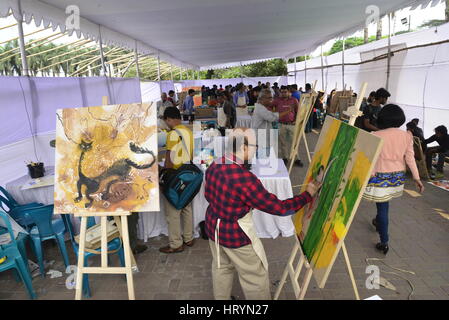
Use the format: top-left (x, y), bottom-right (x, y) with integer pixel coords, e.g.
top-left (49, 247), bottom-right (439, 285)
top-left (54, 103), bottom-right (159, 214)
top-left (293, 117), bottom-right (382, 288)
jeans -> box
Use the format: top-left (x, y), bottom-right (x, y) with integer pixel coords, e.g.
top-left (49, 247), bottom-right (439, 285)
top-left (305, 113), bottom-right (313, 132)
top-left (375, 202), bottom-right (389, 244)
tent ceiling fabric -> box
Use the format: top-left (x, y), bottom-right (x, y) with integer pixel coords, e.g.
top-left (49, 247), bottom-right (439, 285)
top-left (0, 0), bottom-right (441, 70)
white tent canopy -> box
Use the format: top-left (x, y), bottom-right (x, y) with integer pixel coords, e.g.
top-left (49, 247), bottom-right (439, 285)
top-left (0, 0), bottom-right (442, 70)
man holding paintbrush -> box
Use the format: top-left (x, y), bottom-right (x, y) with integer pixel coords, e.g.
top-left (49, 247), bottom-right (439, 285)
top-left (204, 128), bottom-right (321, 300)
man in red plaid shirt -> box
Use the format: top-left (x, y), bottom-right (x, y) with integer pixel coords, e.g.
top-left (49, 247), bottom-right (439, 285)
top-left (204, 128), bottom-right (320, 300)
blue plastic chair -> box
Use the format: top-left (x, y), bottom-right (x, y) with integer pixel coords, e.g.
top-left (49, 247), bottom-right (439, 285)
top-left (0, 210), bottom-right (36, 299)
top-left (61, 215), bottom-right (125, 298)
top-left (0, 186), bottom-right (43, 231)
top-left (25, 205), bottom-right (70, 277)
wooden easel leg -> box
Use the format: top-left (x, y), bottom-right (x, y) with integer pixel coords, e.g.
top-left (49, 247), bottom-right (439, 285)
top-left (302, 134), bottom-right (312, 163)
top-left (75, 216), bottom-right (87, 300)
top-left (341, 242), bottom-right (360, 300)
top-left (120, 215), bottom-right (135, 300)
top-left (274, 241), bottom-right (300, 300)
top-left (288, 131), bottom-right (304, 174)
top-left (298, 268), bottom-right (313, 300)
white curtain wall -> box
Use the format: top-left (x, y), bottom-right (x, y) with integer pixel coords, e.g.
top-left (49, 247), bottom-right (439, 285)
top-left (288, 22), bottom-right (449, 139)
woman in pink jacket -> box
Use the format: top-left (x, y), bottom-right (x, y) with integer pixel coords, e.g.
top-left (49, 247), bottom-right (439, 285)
top-left (363, 104), bottom-right (424, 254)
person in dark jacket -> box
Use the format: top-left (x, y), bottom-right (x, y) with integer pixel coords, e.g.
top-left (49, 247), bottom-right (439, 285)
top-left (425, 125), bottom-right (449, 179)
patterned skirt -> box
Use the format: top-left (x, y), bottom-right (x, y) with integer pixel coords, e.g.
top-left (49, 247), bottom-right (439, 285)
top-left (363, 171), bottom-right (405, 202)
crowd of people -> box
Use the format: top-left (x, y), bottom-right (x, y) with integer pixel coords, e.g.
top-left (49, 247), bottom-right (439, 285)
top-left (148, 79), bottom-right (448, 300)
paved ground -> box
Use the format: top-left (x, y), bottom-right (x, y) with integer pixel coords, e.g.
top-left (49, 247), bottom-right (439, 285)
top-left (1, 130), bottom-right (448, 300)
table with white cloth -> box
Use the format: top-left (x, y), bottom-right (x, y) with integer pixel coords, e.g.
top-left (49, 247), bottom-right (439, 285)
top-left (137, 158), bottom-right (295, 241)
top-left (5, 166), bottom-right (55, 206)
top-left (235, 115), bottom-right (252, 128)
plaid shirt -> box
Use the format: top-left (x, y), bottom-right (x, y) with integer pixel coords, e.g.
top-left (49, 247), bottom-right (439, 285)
top-left (204, 155), bottom-right (312, 248)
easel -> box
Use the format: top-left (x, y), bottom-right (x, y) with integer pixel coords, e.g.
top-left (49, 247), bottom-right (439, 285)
top-left (273, 238), bottom-right (360, 300)
top-left (287, 80), bottom-right (318, 173)
top-left (275, 83), bottom-right (370, 300)
top-left (343, 82), bottom-right (368, 125)
top-left (329, 85), bottom-right (354, 116)
top-left (75, 212), bottom-right (135, 300)
top-left (73, 96), bottom-right (137, 300)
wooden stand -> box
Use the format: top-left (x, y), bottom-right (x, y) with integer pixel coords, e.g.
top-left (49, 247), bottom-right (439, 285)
top-left (72, 95), bottom-right (137, 300)
top-left (274, 237), bottom-right (360, 300)
top-left (287, 81), bottom-right (318, 173)
top-left (343, 82), bottom-right (368, 125)
top-left (74, 212), bottom-right (136, 300)
top-left (276, 84), bottom-right (372, 300)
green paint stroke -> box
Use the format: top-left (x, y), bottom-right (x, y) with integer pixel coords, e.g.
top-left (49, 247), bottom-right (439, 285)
top-left (301, 123), bottom-right (358, 260)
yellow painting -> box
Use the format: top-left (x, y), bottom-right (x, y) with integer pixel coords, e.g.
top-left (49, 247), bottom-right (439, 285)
top-left (293, 117), bottom-right (382, 288)
top-left (54, 103), bottom-right (159, 214)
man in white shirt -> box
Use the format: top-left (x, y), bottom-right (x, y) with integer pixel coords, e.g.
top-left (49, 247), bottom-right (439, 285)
top-left (157, 92), bottom-right (173, 130)
top-left (251, 89), bottom-right (292, 158)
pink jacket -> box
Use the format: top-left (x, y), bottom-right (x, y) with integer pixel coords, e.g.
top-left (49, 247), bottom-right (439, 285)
top-left (372, 128), bottom-right (420, 180)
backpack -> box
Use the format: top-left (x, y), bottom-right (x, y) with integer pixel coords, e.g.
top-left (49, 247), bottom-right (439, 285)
top-left (159, 129), bottom-right (204, 210)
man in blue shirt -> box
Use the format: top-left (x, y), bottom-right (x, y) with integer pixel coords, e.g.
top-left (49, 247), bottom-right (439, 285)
top-left (290, 84), bottom-right (301, 101)
top-left (182, 89), bottom-right (195, 123)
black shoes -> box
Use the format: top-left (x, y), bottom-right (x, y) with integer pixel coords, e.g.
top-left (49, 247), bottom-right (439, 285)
top-left (132, 244), bottom-right (148, 255)
top-left (375, 243), bottom-right (389, 255)
top-left (294, 160), bottom-right (304, 167)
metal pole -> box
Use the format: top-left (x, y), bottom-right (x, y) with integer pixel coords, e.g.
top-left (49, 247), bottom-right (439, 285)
top-left (342, 38), bottom-right (345, 89)
top-left (386, 13), bottom-right (392, 90)
top-left (294, 56), bottom-right (297, 84)
top-left (134, 41), bottom-right (140, 79)
top-left (157, 53), bottom-right (162, 94)
top-left (15, 5), bottom-right (29, 76)
top-left (320, 45), bottom-right (325, 91)
top-left (304, 56), bottom-right (307, 86)
top-left (98, 26), bottom-right (107, 76)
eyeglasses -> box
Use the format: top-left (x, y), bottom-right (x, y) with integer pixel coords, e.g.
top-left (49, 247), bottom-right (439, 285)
top-left (247, 143), bottom-right (258, 148)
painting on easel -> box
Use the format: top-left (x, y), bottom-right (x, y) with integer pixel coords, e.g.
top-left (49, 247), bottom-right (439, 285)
top-left (54, 103), bottom-right (159, 214)
top-left (293, 117), bottom-right (382, 288)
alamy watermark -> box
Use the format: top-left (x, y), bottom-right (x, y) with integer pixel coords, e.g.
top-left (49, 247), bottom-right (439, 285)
top-left (365, 265), bottom-right (380, 289)
top-left (65, 5), bottom-right (80, 31)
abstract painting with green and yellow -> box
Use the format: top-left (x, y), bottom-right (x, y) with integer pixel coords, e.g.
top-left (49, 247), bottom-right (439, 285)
top-left (294, 117), bottom-right (382, 288)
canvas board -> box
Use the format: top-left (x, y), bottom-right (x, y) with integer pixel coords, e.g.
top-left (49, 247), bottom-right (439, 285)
top-left (293, 117), bottom-right (383, 288)
top-left (54, 103), bottom-right (159, 214)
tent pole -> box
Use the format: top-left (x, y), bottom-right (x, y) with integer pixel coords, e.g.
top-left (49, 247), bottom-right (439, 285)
top-left (98, 26), bottom-right (107, 76)
top-left (386, 13), bottom-right (392, 90)
top-left (342, 38), bottom-right (345, 90)
top-left (15, 5), bottom-right (29, 76)
top-left (240, 62), bottom-right (243, 83)
top-left (135, 41), bottom-right (140, 79)
top-left (157, 53), bottom-right (162, 94)
top-left (294, 56), bottom-right (297, 85)
top-left (180, 68), bottom-right (183, 80)
top-left (321, 45), bottom-right (324, 91)
top-left (304, 56), bottom-right (307, 86)
top-left (170, 64), bottom-right (173, 81)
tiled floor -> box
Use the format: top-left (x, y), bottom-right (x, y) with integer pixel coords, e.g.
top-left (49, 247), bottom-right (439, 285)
top-left (1, 130), bottom-right (448, 300)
